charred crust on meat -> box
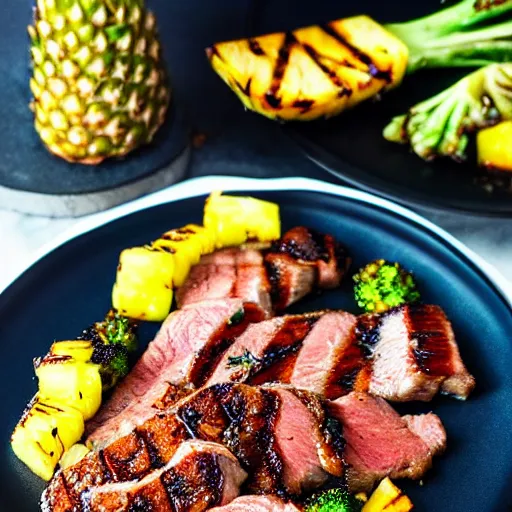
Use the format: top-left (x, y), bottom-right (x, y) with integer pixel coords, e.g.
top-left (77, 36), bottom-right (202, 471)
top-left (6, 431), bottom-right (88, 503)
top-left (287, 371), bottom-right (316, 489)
top-left (137, 428), bottom-right (165, 470)
top-left (270, 227), bottom-right (329, 262)
top-left (355, 314), bottom-right (383, 356)
top-left (160, 453), bottom-right (224, 510)
top-left (265, 259), bottom-right (283, 306)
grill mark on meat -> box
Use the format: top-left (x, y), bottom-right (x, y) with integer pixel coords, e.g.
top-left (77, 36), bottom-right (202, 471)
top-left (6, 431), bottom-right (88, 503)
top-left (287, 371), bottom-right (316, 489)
top-left (102, 430), bottom-right (153, 481)
top-left (137, 428), bottom-right (165, 470)
top-left (407, 305), bottom-right (455, 376)
top-left (223, 387), bottom-right (286, 496)
top-left (160, 452), bottom-right (224, 510)
top-left (189, 303), bottom-right (266, 387)
top-left (355, 313), bottom-right (383, 356)
top-left (247, 316), bottom-right (319, 381)
top-left (326, 339), bottom-right (366, 399)
top-left (250, 351), bottom-right (299, 385)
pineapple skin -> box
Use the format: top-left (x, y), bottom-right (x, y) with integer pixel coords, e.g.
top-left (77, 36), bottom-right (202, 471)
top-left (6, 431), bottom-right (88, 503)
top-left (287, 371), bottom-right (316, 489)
top-left (207, 16), bottom-right (409, 122)
top-left (29, 0), bottom-right (171, 165)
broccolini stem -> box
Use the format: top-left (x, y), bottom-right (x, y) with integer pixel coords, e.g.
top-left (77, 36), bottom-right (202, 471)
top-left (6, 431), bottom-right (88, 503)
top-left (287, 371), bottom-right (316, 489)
top-left (406, 40), bottom-right (512, 73)
top-left (385, 0), bottom-right (512, 74)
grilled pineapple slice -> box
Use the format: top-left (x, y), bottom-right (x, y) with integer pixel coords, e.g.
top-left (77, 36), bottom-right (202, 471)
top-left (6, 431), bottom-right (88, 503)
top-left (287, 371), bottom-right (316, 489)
top-left (207, 16), bottom-right (408, 121)
top-left (112, 246), bottom-right (175, 322)
top-left (362, 477), bottom-right (413, 512)
top-left (36, 357), bottom-right (102, 421)
top-left (204, 191), bottom-right (281, 248)
top-left (11, 396), bottom-right (84, 481)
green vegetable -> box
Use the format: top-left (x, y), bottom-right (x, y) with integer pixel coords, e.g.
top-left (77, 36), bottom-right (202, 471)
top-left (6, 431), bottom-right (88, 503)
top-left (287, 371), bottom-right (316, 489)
top-left (354, 260), bottom-right (421, 313)
top-left (79, 310), bottom-right (138, 391)
top-left (227, 349), bottom-right (262, 374)
top-left (385, 0), bottom-right (512, 73)
top-left (306, 488), bottom-right (363, 512)
top-left (384, 63), bottom-right (512, 161)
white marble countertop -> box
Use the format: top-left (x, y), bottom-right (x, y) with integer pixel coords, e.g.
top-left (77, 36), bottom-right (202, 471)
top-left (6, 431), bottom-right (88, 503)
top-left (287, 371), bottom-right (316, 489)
top-left (1, 182), bottom-right (512, 294)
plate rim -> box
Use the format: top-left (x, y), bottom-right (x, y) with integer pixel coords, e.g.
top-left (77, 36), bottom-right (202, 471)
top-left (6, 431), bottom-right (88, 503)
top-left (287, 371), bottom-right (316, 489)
top-left (1, 175), bottom-right (511, 305)
top-left (286, 128), bottom-right (512, 218)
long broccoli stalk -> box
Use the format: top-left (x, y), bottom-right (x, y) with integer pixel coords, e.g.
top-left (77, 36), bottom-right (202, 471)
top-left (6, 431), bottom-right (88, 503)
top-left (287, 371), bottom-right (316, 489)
top-left (384, 63), bottom-right (512, 161)
top-left (385, 0), bottom-right (512, 73)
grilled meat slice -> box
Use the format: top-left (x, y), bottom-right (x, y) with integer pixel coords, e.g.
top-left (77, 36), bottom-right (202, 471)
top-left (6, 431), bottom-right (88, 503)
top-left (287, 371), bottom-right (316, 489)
top-left (176, 383), bottom-right (345, 496)
top-left (81, 441), bottom-right (247, 512)
top-left (357, 304), bottom-right (475, 402)
top-left (42, 413), bottom-right (190, 511)
top-left (289, 311), bottom-right (365, 399)
top-left (177, 227), bottom-right (351, 314)
top-left (270, 227), bottom-right (350, 289)
top-left (268, 386), bottom-right (345, 494)
top-left (329, 392), bottom-right (446, 493)
top-left (206, 313), bottom-right (323, 386)
top-left (43, 383), bottom-right (346, 510)
top-left (87, 300), bottom-right (265, 447)
top-left (209, 495), bottom-right (302, 511)
top-left (176, 253), bottom-right (273, 318)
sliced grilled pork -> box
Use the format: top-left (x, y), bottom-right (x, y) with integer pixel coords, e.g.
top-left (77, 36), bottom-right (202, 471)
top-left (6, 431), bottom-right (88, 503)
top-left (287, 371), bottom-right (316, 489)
top-left (271, 226), bottom-right (350, 289)
top-left (87, 300), bottom-right (265, 447)
top-left (289, 311), bottom-right (365, 399)
top-left (329, 392), bottom-right (446, 493)
top-left (209, 496), bottom-right (301, 512)
top-left (176, 383), bottom-right (345, 496)
top-left (177, 227), bottom-right (351, 314)
top-left (269, 386), bottom-right (345, 494)
top-left (357, 304), bottom-right (475, 402)
top-left (176, 256), bottom-right (273, 317)
top-left (206, 314), bottom-right (322, 387)
top-left (81, 441), bottom-right (247, 512)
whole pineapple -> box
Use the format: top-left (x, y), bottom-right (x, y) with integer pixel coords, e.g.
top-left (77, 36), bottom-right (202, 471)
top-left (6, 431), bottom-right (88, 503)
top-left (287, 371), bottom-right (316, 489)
top-left (28, 0), bottom-right (171, 165)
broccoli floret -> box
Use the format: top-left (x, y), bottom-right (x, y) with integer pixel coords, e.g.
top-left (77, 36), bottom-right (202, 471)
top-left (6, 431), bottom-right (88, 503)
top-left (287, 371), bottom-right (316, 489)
top-left (305, 488), bottom-right (363, 512)
top-left (354, 259), bottom-right (421, 313)
top-left (94, 310), bottom-right (138, 353)
top-left (90, 343), bottom-right (129, 391)
top-left (79, 310), bottom-right (138, 391)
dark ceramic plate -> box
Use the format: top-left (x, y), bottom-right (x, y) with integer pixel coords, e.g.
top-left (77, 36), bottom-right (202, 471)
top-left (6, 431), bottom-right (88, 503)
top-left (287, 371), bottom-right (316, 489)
top-left (252, 0), bottom-right (512, 215)
top-left (0, 178), bottom-right (511, 512)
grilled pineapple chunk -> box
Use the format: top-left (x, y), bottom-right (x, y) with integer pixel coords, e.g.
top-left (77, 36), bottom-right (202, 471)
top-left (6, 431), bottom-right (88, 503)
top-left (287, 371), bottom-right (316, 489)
top-left (204, 191), bottom-right (281, 248)
top-left (11, 396), bottom-right (84, 481)
top-left (152, 229), bottom-right (204, 287)
top-left (207, 16), bottom-right (408, 121)
top-left (36, 357), bottom-right (102, 421)
top-left (112, 246), bottom-right (175, 322)
top-left (362, 477), bottom-right (413, 512)
top-left (478, 121), bottom-right (512, 172)
top-left (48, 340), bottom-right (94, 362)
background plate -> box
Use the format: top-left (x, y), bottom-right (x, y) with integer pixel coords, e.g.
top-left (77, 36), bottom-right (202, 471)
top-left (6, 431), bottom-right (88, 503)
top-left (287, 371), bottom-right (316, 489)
top-left (0, 177), bottom-right (511, 511)
top-left (252, 0), bottom-right (512, 215)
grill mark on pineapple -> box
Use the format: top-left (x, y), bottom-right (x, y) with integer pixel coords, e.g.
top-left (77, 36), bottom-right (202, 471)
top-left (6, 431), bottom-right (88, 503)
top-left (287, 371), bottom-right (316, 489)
top-left (248, 39), bottom-right (265, 56)
top-left (322, 23), bottom-right (393, 84)
top-left (301, 43), bottom-right (352, 99)
top-left (265, 32), bottom-right (296, 109)
top-left (235, 77), bottom-right (252, 97)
